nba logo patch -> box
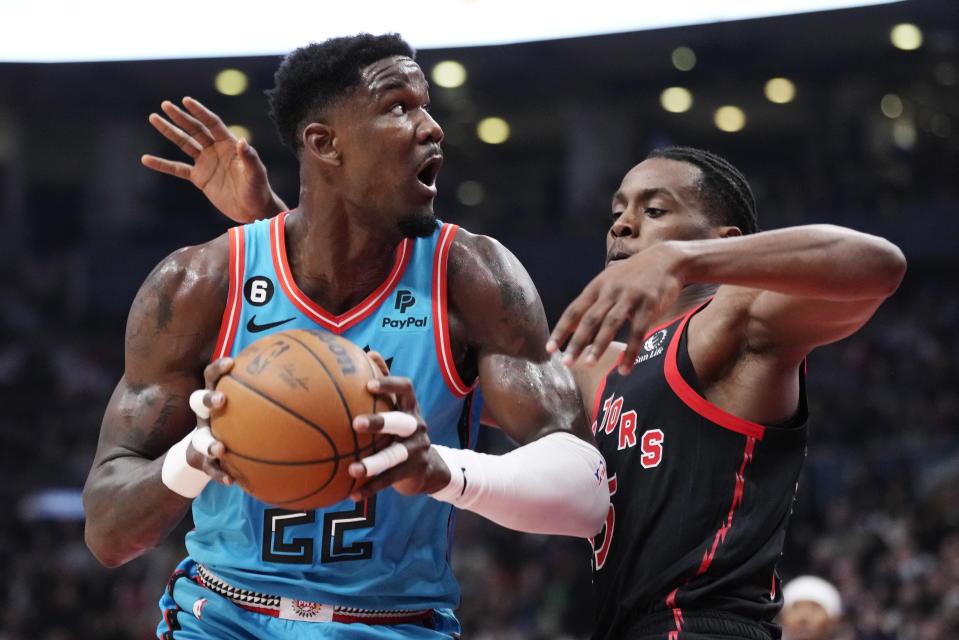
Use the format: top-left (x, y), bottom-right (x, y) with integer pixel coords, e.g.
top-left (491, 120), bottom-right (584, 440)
top-left (192, 598), bottom-right (208, 620)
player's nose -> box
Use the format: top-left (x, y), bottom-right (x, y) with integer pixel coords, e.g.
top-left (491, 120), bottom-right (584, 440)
top-left (418, 109), bottom-right (444, 145)
top-left (610, 210), bottom-right (638, 238)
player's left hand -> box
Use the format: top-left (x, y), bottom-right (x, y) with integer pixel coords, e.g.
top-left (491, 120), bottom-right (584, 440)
top-left (547, 242), bottom-right (685, 375)
top-left (141, 97), bottom-right (285, 224)
top-left (347, 376), bottom-right (451, 501)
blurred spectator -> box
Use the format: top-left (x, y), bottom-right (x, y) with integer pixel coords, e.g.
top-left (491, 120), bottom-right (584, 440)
top-left (781, 575), bottom-right (842, 640)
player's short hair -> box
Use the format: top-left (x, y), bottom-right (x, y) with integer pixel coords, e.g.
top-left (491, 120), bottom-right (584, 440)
top-left (267, 33), bottom-right (415, 152)
top-left (647, 146), bottom-right (759, 235)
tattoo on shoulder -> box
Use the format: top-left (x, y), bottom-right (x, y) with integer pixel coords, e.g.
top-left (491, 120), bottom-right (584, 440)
top-left (153, 279), bottom-right (175, 332)
top-left (497, 278), bottom-right (528, 314)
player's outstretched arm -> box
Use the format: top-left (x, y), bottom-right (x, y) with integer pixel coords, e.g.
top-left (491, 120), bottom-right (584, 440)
top-left (550, 224), bottom-right (906, 372)
top-left (142, 97), bottom-right (288, 223)
top-left (434, 231), bottom-right (609, 537)
top-left (82, 238), bottom-right (230, 567)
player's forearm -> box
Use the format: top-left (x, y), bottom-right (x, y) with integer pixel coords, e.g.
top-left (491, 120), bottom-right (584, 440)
top-left (430, 432), bottom-right (610, 538)
top-left (83, 456), bottom-right (191, 567)
top-left (672, 224), bottom-right (906, 300)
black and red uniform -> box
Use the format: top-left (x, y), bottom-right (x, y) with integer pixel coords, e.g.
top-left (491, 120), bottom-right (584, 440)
top-left (589, 302), bottom-right (807, 640)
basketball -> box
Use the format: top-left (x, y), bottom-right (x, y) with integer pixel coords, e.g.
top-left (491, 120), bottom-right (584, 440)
top-left (210, 329), bottom-right (391, 510)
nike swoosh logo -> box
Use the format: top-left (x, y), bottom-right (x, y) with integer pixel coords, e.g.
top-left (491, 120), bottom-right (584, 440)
top-left (246, 315), bottom-right (296, 333)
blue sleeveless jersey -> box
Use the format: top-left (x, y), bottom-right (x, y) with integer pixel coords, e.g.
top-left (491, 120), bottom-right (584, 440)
top-left (186, 211), bottom-right (483, 611)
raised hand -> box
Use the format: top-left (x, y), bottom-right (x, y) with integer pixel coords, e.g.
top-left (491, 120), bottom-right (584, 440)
top-left (547, 242), bottom-right (685, 375)
top-left (141, 97), bottom-right (286, 223)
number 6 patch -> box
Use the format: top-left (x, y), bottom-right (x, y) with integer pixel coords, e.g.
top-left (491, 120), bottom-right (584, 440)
top-left (244, 276), bottom-right (275, 306)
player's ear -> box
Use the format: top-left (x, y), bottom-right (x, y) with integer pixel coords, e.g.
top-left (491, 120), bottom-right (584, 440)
top-left (717, 225), bottom-right (742, 239)
top-left (302, 122), bottom-right (341, 166)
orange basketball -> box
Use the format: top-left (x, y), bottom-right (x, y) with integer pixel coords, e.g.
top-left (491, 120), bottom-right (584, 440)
top-left (210, 329), bottom-right (391, 510)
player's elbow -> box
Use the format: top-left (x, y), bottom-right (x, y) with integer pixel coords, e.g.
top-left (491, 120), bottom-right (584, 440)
top-left (84, 524), bottom-right (128, 568)
top-left (576, 480), bottom-right (611, 538)
top-left (82, 493), bottom-right (142, 567)
top-left (548, 446), bottom-right (611, 538)
top-left (850, 231), bottom-right (907, 298)
top-left (873, 240), bottom-right (907, 298)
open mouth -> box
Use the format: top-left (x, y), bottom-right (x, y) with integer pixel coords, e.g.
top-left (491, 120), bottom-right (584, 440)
top-left (607, 250), bottom-right (631, 264)
top-left (416, 156), bottom-right (443, 188)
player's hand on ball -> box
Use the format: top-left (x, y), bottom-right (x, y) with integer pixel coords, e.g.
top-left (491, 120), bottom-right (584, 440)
top-left (186, 357), bottom-right (234, 486)
top-left (365, 350), bottom-right (391, 376)
top-left (348, 376), bottom-right (451, 501)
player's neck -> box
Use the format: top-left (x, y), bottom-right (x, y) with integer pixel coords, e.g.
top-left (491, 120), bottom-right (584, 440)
top-left (654, 283), bottom-right (717, 327)
top-left (284, 206), bottom-right (403, 315)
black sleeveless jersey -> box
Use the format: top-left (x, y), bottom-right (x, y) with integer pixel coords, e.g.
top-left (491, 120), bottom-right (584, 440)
top-left (589, 302), bottom-right (808, 640)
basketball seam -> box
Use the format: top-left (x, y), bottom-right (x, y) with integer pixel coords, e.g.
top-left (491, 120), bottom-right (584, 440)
top-left (285, 330), bottom-right (369, 496)
top-left (284, 331), bottom-right (364, 494)
top-left (220, 372), bottom-right (341, 467)
top-left (226, 440), bottom-right (382, 466)
top-left (217, 372), bottom-right (344, 505)
top-left (268, 440), bottom-right (384, 507)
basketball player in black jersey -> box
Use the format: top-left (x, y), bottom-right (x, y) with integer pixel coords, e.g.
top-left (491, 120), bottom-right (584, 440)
top-left (546, 148), bottom-right (904, 639)
top-left (142, 98), bottom-right (905, 639)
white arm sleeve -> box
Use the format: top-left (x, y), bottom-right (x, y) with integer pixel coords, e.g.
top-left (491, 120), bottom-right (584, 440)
top-left (429, 432), bottom-right (610, 538)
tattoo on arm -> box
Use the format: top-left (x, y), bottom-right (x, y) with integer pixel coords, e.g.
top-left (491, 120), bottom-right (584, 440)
top-left (153, 393), bottom-right (184, 431)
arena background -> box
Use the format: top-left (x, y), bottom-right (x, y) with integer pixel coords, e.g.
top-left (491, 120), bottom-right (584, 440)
top-left (1, 0), bottom-right (957, 637)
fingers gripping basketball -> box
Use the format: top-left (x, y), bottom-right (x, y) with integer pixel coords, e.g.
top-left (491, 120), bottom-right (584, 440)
top-left (358, 412), bottom-right (419, 476)
top-left (210, 329), bottom-right (392, 510)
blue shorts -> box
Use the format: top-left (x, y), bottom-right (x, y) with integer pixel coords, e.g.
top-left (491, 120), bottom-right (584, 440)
top-left (156, 558), bottom-right (461, 639)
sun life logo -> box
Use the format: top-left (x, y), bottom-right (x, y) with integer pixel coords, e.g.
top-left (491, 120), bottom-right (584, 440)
top-left (634, 329), bottom-right (668, 365)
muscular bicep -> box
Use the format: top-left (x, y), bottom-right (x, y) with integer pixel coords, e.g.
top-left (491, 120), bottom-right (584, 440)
top-left (95, 375), bottom-right (200, 465)
top-left (750, 289), bottom-right (886, 355)
top-left (448, 232), bottom-right (590, 445)
top-left (707, 285), bottom-right (888, 365)
top-left (91, 242), bottom-right (227, 468)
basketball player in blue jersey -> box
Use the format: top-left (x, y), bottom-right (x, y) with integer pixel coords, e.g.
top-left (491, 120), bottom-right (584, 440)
top-left (82, 34), bottom-right (610, 640)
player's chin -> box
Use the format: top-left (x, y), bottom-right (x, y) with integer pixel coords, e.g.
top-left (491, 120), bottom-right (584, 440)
top-left (398, 208), bottom-right (438, 238)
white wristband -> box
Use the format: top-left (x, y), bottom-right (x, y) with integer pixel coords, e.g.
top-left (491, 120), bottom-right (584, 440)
top-left (161, 430), bottom-right (212, 498)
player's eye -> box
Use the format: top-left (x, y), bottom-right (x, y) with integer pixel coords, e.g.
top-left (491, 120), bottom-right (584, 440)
top-left (390, 103), bottom-right (407, 115)
top-left (610, 210), bottom-right (624, 221)
top-left (645, 208), bottom-right (667, 217)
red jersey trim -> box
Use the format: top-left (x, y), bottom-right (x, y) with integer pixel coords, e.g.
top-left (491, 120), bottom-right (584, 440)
top-left (211, 226), bottom-right (244, 362)
top-left (589, 310), bottom-right (699, 424)
top-left (663, 304), bottom-right (766, 441)
top-left (270, 212), bottom-right (413, 335)
top-left (696, 436), bottom-right (757, 575)
top-left (432, 224), bottom-right (475, 397)
top-left (663, 435), bottom-right (757, 610)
